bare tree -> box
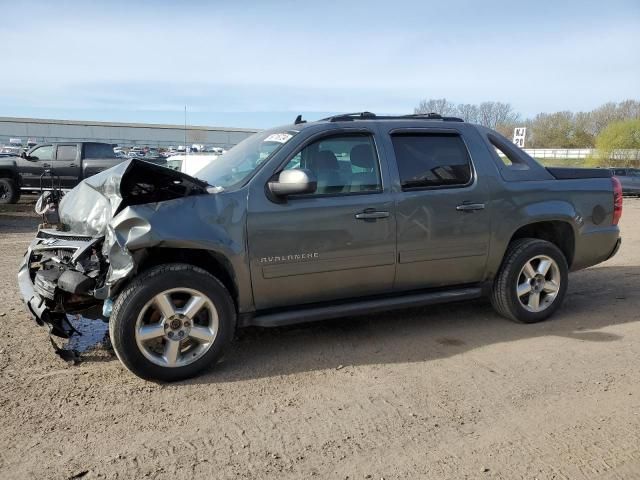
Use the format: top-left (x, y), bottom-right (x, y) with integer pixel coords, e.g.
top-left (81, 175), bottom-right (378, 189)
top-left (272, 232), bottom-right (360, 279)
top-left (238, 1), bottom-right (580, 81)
top-left (414, 98), bottom-right (518, 127)
top-left (414, 98), bottom-right (456, 115)
top-left (617, 99), bottom-right (640, 120)
top-left (412, 98), bottom-right (639, 148)
top-left (456, 103), bottom-right (479, 123)
top-left (476, 101), bottom-right (520, 129)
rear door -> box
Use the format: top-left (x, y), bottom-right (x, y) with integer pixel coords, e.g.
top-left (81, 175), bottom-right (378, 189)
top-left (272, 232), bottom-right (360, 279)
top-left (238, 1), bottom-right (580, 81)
top-left (383, 127), bottom-right (491, 291)
top-left (247, 129), bottom-right (397, 310)
top-left (53, 144), bottom-right (81, 188)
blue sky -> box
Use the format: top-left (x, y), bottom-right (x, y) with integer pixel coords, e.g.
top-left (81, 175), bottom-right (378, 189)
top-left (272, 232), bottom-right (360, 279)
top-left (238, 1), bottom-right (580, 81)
top-left (1, 0), bottom-right (639, 128)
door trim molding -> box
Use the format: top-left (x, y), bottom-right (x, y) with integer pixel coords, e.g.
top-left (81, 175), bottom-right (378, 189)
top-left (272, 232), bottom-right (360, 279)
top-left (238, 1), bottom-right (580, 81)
top-left (262, 252), bottom-right (396, 279)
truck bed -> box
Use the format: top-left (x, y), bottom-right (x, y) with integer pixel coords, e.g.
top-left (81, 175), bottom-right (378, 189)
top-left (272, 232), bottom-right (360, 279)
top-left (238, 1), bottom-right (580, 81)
top-left (546, 167), bottom-right (612, 180)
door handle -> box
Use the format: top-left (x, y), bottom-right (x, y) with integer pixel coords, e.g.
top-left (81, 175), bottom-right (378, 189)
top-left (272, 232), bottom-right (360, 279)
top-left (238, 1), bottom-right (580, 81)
top-left (355, 209), bottom-right (389, 220)
top-left (456, 202), bottom-right (485, 212)
top-left (43, 163), bottom-right (51, 168)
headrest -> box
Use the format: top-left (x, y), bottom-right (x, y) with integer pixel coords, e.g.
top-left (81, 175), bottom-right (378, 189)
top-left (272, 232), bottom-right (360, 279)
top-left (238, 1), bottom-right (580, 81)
top-left (314, 150), bottom-right (339, 170)
top-left (350, 144), bottom-right (375, 169)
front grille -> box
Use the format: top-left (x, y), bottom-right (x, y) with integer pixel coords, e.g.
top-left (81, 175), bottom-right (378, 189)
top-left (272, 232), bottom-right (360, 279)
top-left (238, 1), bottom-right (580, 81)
top-left (37, 231), bottom-right (93, 242)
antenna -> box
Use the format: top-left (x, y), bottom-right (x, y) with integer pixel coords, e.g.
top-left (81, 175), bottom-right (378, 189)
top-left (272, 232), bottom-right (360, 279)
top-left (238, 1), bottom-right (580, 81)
top-left (184, 105), bottom-right (187, 154)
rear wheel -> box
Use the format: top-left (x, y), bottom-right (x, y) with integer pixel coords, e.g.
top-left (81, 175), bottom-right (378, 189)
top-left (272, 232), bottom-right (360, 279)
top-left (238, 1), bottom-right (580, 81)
top-left (110, 263), bottom-right (235, 381)
top-left (491, 238), bottom-right (568, 323)
top-left (0, 178), bottom-right (19, 204)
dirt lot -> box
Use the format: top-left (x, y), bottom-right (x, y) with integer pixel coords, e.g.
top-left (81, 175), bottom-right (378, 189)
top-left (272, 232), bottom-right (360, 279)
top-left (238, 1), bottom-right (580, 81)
top-left (0, 200), bottom-right (639, 480)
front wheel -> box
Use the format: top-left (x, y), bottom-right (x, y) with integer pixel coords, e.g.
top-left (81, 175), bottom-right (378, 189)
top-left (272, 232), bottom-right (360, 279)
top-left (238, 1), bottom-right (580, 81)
top-left (110, 263), bottom-right (235, 381)
top-left (491, 238), bottom-right (568, 323)
top-left (0, 178), bottom-right (19, 204)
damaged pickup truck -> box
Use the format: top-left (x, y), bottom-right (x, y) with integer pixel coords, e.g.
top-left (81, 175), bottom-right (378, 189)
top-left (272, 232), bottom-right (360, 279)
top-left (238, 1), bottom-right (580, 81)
top-left (18, 113), bottom-right (623, 381)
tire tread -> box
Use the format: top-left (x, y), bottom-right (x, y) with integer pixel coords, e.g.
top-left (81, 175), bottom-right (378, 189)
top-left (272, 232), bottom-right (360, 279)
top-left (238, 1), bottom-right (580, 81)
top-left (109, 262), bottom-right (235, 381)
top-left (490, 238), bottom-right (567, 323)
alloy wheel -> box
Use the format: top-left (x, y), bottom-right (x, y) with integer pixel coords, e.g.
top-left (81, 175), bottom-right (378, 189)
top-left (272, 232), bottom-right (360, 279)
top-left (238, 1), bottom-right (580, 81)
top-left (134, 288), bottom-right (219, 368)
top-left (516, 255), bottom-right (561, 313)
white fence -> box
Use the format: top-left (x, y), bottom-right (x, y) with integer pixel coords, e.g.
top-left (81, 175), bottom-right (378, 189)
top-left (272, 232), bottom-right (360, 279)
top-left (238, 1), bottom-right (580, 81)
top-left (523, 148), bottom-right (640, 161)
top-left (523, 148), bottom-right (594, 159)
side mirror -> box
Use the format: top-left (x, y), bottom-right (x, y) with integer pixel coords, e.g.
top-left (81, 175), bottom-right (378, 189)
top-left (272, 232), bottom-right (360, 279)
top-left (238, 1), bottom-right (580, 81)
top-left (268, 168), bottom-right (317, 197)
top-left (20, 152), bottom-right (27, 159)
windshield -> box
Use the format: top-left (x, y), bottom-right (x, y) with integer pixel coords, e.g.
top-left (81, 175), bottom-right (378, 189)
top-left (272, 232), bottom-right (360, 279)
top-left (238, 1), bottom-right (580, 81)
top-left (196, 129), bottom-right (298, 189)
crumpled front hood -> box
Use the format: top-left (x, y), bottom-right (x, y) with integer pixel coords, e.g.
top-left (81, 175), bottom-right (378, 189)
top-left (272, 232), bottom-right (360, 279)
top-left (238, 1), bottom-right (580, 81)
top-left (59, 159), bottom-right (209, 236)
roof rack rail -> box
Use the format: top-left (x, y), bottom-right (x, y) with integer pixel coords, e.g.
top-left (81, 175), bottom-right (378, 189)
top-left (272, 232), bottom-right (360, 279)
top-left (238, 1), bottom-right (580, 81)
top-left (403, 113), bottom-right (464, 122)
top-left (323, 112), bottom-right (377, 122)
top-left (321, 112), bottom-right (464, 123)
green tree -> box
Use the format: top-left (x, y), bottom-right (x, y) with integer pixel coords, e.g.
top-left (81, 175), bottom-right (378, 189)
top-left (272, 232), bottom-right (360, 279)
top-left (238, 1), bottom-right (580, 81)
top-left (594, 119), bottom-right (640, 167)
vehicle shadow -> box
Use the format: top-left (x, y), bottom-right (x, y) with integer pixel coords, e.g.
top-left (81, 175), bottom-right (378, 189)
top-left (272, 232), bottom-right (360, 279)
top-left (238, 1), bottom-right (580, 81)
top-left (186, 264), bottom-right (640, 385)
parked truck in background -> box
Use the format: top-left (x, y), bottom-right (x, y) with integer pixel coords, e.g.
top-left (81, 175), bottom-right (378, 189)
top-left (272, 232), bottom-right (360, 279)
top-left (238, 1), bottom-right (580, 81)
top-left (610, 168), bottom-right (640, 196)
top-left (0, 142), bottom-right (125, 204)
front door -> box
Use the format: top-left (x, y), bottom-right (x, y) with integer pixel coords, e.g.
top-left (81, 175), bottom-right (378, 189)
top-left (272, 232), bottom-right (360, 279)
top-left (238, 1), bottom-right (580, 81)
top-left (247, 132), bottom-right (396, 310)
top-left (386, 130), bottom-right (491, 290)
top-left (19, 144), bottom-right (54, 188)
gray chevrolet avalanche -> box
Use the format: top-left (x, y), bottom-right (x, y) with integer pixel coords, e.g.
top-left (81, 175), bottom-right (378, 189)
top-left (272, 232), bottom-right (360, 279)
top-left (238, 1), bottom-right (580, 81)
top-left (18, 113), bottom-right (623, 381)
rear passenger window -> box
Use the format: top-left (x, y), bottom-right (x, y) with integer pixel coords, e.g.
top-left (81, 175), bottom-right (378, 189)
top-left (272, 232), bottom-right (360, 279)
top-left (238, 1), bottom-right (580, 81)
top-left (56, 145), bottom-right (77, 162)
top-left (84, 143), bottom-right (116, 159)
top-left (282, 134), bottom-right (382, 195)
top-left (391, 133), bottom-right (472, 190)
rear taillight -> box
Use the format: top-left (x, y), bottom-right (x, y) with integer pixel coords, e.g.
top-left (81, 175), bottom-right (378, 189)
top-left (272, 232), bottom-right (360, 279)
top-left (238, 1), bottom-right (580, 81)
top-left (612, 176), bottom-right (623, 225)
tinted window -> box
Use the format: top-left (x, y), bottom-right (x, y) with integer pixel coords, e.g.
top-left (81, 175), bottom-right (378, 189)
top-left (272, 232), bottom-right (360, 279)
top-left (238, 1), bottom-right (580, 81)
top-left (29, 145), bottom-right (53, 161)
top-left (56, 145), bottom-right (77, 162)
top-left (84, 143), bottom-right (116, 159)
top-left (391, 133), bottom-right (471, 189)
top-left (283, 134), bottom-right (382, 195)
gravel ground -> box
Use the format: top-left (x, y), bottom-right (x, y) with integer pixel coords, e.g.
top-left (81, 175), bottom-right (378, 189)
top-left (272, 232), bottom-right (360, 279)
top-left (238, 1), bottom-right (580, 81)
top-left (0, 200), bottom-right (639, 480)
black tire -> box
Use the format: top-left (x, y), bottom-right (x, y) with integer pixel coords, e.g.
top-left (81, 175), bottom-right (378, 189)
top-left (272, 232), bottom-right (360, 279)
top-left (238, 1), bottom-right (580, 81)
top-left (0, 178), bottom-right (19, 204)
top-left (490, 238), bottom-right (568, 324)
top-left (109, 263), bottom-right (236, 381)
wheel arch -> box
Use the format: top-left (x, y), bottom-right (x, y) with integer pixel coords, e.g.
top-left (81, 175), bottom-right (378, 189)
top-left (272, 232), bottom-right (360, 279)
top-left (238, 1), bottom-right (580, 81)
top-left (0, 168), bottom-right (18, 182)
top-left (507, 220), bottom-right (576, 268)
top-left (136, 247), bottom-right (239, 310)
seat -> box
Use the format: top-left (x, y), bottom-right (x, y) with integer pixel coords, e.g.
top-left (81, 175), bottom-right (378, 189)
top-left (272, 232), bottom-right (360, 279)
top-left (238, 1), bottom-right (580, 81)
top-left (349, 144), bottom-right (379, 192)
top-left (312, 150), bottom-right (343, 194)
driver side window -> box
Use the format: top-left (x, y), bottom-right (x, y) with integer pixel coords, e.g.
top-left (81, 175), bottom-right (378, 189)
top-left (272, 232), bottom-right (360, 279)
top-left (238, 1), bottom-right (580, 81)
top-left (29, 145), bottom-right (53, 161)
top-left (282, 134), bottom-right (382, 195)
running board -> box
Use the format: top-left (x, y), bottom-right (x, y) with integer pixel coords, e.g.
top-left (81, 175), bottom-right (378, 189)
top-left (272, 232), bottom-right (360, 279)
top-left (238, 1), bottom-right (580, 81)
top-left (247, 286), bottom-right (483, 328)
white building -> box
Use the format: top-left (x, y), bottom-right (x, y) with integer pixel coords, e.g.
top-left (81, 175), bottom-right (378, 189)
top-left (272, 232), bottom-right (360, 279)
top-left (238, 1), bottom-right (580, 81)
top-left (0, 116), bottom-right (259, 149)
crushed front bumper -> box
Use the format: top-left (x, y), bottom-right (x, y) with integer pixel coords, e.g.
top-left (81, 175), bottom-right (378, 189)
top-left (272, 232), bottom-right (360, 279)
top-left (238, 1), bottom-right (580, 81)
top-left (18, 230), bottom-right (104, 338)
top-left (18, 248), bottom-right (77, 338)
top-left (18, 259), bottom-right (48, 325)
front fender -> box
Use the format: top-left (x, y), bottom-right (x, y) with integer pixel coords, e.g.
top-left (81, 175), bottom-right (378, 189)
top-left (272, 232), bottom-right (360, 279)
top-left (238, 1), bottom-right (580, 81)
top-left (103, 192), bottom-right (253, 311)
top-left (0, 158), bottom-right (18, 181)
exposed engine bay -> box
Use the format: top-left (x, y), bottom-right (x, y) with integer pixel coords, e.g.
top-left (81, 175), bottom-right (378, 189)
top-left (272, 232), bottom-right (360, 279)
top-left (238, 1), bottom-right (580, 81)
top-left (28, 231), bottom-right (106, 335)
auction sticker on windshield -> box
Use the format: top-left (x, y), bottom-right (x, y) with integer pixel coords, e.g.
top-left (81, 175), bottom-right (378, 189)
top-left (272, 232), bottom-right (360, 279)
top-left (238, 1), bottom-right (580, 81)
top-left (264, 133), bottom-right (293, 144)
